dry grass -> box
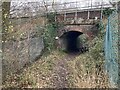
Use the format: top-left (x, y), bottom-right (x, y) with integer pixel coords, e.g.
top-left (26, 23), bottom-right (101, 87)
top-left (66, 53), bottom-right (109, 88)
top-left (3, 50), bottom-right (110, 88)
top-left (3, 51), bottom-right (65, 88)
top-left (7, 17), bottom-right (46, 41)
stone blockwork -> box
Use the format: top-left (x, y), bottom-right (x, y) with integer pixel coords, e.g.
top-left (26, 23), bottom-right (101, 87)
top-left (56, 24), bottom-right (98, 52)
top-left (29, 37), bottom-right (44, 62)
top-left (58, 25), bottom-right (98, 39)
top-left (2, 36), bottom-right (44, 78)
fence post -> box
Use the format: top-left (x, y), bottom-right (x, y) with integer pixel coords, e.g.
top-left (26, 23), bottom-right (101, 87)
top-left (87, 10), bottom-right (90, 19)
top-left (0, 1), bottom-right (2, 89)
top-left (118, 2), bottom-right (120, 40)
top-left (118, 1), bottom-right (120, 88)
top-left (64, 12), bottom-right (66, 21)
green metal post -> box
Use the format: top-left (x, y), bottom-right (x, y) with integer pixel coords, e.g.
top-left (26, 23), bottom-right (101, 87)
top-left (118, 1), bottom-right (120, 88)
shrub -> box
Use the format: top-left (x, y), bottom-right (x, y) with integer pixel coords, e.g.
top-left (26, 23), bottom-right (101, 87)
top-left (103, 8), bottom-right (115, 17)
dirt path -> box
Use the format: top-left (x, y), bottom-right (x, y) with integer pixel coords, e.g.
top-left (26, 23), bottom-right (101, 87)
top-left (3, 51), bottom-right (109, 88)
top-left (52, 59), bottom-right (69, 88)
top-left (51, 53), bottom-right (79, 88)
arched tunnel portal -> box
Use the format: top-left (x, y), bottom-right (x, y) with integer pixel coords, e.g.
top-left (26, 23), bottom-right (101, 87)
top-left (56, 25), bottom-right (98, 53)
top-left (59, 31), bottom-right (84, 53)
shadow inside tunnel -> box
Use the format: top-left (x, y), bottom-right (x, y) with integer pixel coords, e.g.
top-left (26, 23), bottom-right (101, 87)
top-left (60, 31), bottom-right (89, 54)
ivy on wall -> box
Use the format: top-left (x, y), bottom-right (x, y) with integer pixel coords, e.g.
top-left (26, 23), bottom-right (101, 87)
top-left (43, 12), bottom-right (63, 52)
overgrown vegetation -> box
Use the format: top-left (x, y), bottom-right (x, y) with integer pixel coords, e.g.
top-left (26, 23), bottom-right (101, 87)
top-left (2, 2), bottom-right (111, 88)
top-left (103, 8), bottom-right (115, 17)
top-left (42, 12), bottom-right (63, 53)
top-left (3, 1), bottom-right (114, 88)
top-left (3, 17), bottom-right (110, 88)
top-left (3, 51), bottom-right (65, 88)
top-left (3, 29), bottom-right (110, 88)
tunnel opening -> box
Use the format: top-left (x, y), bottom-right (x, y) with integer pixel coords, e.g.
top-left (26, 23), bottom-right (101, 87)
top-left (60, 31), bottom-right (84, 53)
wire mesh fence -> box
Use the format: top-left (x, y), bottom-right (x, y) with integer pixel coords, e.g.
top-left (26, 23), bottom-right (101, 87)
top-left (105, 10), bottom-right (118, 87)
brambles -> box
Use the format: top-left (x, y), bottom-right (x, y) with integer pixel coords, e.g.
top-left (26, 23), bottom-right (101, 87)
top-left (103, 8), bottom-right (115, 17)
top-left (43, 12), bottom-right (63, 53)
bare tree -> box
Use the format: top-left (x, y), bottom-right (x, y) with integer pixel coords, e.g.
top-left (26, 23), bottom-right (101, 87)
top-left (43, 0), bottom-right (48, 13)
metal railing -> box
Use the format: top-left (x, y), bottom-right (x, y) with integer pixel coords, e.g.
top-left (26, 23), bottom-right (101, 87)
top-left (10, 1), bottom-right (114, 18)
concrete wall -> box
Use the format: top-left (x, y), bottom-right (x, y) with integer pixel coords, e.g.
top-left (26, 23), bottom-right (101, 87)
top-left (2, 36), bottom-right (44, 80)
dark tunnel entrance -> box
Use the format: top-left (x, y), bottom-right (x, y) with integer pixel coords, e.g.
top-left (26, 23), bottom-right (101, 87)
top-left (60, 31), bottom-right (83, 53)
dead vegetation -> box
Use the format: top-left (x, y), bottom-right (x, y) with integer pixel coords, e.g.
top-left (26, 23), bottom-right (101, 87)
top-left (3, 19), bottom-right (110, 88)
top-left (3, 49), bottom-right (110, 88)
